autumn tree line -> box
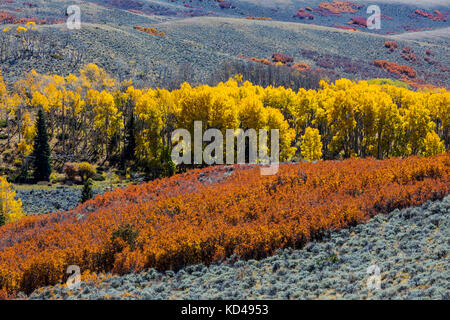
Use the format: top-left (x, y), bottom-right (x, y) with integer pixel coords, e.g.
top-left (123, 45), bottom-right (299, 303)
top-left (0, 63), bottom-right (448, 181)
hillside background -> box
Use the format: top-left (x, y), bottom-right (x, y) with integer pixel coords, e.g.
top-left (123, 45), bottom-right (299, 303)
top-left (0, 0), bottom-right (448, 88)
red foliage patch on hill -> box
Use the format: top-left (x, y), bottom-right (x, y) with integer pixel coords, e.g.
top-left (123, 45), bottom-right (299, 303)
top-left (292, 62), bottom-right (311, 72)
top-left (374, 60), bottom-right (417, 78)
top-left (314, 7), bottom-right (340, 17)
top-left (347, 17), bottom-right (367, 28)
top-left (272, 53), bottom-right (294, 65)
top-left (384, 41), bottom-right (398, 53)
top-left (294, 8), bottom-right (314, 19)
top-left (400, 46), bottom-right (420, 64)
top-left (242, 54), bottom-right (336, 79)
top-left (248, 57), bottom-right (273, 65)
top-left (218, 1), bottom-right (234, 9)
top-left (318, 1), bottom-right (362, 15)
top-left (413, 9), bottom-right (447, 21)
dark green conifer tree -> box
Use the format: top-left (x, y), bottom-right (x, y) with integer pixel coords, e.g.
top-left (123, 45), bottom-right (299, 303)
top-left (81, 178), bottom-right (94, 203)
top-left (32, 109), bottom-right (52, 182)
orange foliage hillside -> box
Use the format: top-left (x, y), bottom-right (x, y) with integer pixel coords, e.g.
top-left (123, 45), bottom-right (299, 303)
top-left (134, 26), bottom-right (165, 37)
top-left (318, 1), bottom-right (362, 14)
top-left (374, 60), bottom-right (417, 78)
top-left (0, 155), bottom-right (449, 295)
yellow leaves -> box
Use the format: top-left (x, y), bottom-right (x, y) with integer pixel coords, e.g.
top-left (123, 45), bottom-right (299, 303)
top-left (17, 111), bottom-right (36, 157)
top-left (300, 127), bottom-right (323, 161)
top-left (16, 26), bottom-right (27, 34)
top-left (77, 162), bottom-right (97, 181)
top-left (135, 90), bottom-right (164, 160)
top-left (402, 103), bottom-right (433, 155)
top-left (422, 131), bottom-right (445, 157)
top-left (31, 91), bottom-right (50, 112)
top-left (263, 85), bottom-right (296, 116)
top-left (428, 91), bottom-right (450, 130)
top-left (17, 140), bottom-right (33, 157)
top-left (0, 176), bottom-right (25, 225)
top-left (178, 85), bottom-right (213, 131)
top-left (266, 107), bottom-right (296, 160)
top-left (103, 77), bottom-right (116, 89)
top-left (125, 86), bottom-right (143, 102)
top-left (85, 89), bottom-right (99, 107)
top-left (0, 71), bottom-right (6, 112)
top-left (0, 62), bottom-right (448, 169)
top-left (238, 94), bottom-right (268, 130)
top-left (293, 88), bottom-right (318, 130)
top-left (65, 90), bottom-right (85, 115)
top-left (94, 91), bottom-right (123, 137)
top-left (210, 93), bottom-right (238, 132)
top-left (65, 73), bottom-right (78, 87)
top-left (80, 63), bottom-right (116, 91)
top-left (232, 73), bottom-right (243, 84)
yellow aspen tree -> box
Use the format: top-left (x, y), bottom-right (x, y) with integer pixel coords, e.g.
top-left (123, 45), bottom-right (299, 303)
top-left (266, 107), bottom-right (296, 161)
top-left (17, 111), bottom-right (36, 157)
top-left (93, 90), bottom-right (123, 159)
top-left (401, 104), bottom-right (434, 155)
top-left (428, 90), bottom-right (450, 148)
top-left (94, 90), bottom-right (123, 137)
top-left (135, 90), bottom-right (163, 162)
top-left (0, 176), bottom-right (25, 225)
top-left (0, 70), bottom-right (6, 107)
top-left (238, 94), bottom-right (268, 130)
top-left (177, 85), bottom-right (213, 133)
top-left (209, 91), bottom-right (239, 132)
top-left (422, 131), bottom-right (445, 157)
top-left (300, 127), bottom-right (323, 161)
top-left (0, 70), bottom-right (7, 134)
top-left (263, 85), bottom-right (296, 120)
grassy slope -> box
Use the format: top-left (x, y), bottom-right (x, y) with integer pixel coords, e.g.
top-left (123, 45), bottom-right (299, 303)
top-left (392, 27), bottom-right (450, 43)
top-left (1, 14), bottom-right (448, 86)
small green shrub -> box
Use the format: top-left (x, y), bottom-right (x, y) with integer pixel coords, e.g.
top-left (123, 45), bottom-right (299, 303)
top-left (81, 179), bottom-right (94, 203)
